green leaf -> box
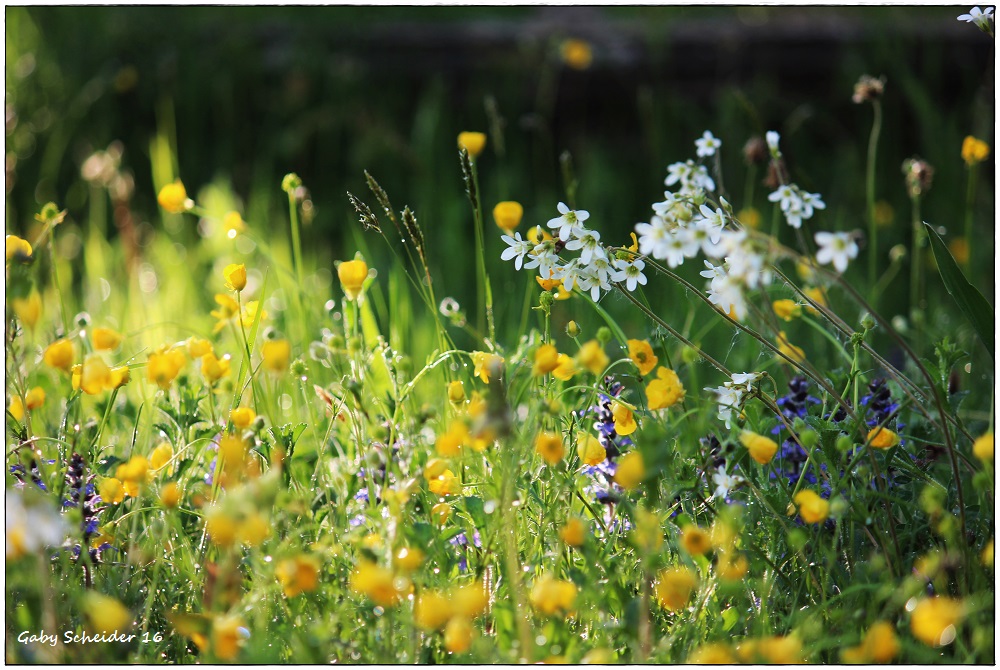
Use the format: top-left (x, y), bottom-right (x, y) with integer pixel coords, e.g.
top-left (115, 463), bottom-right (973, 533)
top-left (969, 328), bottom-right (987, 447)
top-left (923, 223), bottom-right (994, 359)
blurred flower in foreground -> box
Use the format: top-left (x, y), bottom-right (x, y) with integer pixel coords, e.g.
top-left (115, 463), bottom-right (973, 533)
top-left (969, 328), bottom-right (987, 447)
top-left (6, 491), bottom-right (68, 560)
top-left (6, 234), bottom-right (33, 263)
top-left (157, 180), bottom-right (191, 214)
top-left (529, 573), bottom-right (577, 615)
top-left (492, 201), bottom-right (523, 234)
top-left (275, 555), bottom-right (321, 597)
top-left (349, 560), bottom-right (403, 607)
top-left (262, 339), bottom-right (291, 374)
top-left (962, 136), bottom-right (991, 165)
top-left (910, 596), bottom-right (965, 647)
top-left (457, 132), bottom-right (487, 158)
top-left (973, 432), bottom-right (993, 462)
top-left (841, 621), bottom-right (900, 663)
top-left (793, 489), bottom-right (829, 524)
top-left (83, 592), bottom-right (132, 633)
top-left (560, 38), bottom-right (593, 70)
top-left (12, 291), bottom-right (42, 329)
top-left (654, 566), bottom-right (696, 611)
top-left (223, 211), bottom-right (246, 238)
top-left (851, 74), bottom-right (885, 104)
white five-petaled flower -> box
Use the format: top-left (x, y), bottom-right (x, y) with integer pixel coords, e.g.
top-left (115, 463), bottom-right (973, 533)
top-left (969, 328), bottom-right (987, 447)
top-left (578, 264), bottom-right (613, 301)
top-left (564, 229), bottom-right (605, 265)
top-left (958, 6), bottom-right (994, 29)
top-left (500, 231), bottom-right (533, 271)
top-left (695, 130), bottom-right (722, 158)
top-left (814, 231), bottom-right (859, 273)
top-left (610, 257), bottom-right (647, 292)
top-left (547, 202), bottom-right (590, 241)
top-left (635, 215), bottom-right (671, 259)
top-left (712, 464), bottom-right (744, 500)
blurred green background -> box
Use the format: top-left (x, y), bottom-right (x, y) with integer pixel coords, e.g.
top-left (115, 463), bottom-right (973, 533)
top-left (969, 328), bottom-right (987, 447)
top-left (5, 5), bottom-right (994, 358)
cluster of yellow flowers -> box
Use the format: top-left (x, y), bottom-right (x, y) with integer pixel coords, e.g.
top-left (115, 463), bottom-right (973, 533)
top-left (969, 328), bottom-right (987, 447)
top-left (413, 582), bottom-right (489, 653)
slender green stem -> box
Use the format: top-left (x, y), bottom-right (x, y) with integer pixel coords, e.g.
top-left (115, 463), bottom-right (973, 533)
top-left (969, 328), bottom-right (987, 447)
top-left (865, 100), bottom-right (882, 305)
top-left (287, 191), bottom-right (305, 288)
top-left (908, 194), bottom-right (923, 337)
top-left (963, 163), bottom-right (977, 273)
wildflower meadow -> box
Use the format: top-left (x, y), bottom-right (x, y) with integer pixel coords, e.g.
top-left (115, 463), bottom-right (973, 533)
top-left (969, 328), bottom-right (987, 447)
top-left (4, 5), bottom-right (996, 665)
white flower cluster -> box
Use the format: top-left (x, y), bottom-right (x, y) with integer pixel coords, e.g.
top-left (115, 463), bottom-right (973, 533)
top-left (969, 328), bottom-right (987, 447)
top-left (767, 183), bottom-right (826, 229)
top-left (958, 6), bottom-right (994, 30)
top-left (500, 201), bottom-right (646, 301)
top-left (705, 372), bottom-right (761, 430)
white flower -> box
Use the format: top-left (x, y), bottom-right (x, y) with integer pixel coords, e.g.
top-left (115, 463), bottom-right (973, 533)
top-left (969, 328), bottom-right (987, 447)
top-left (765, 130), bottom-right (781, 156)
top-left (6, 492), bottom-right (68, 559)
top-left (958, 6), bottom-right (994, 29)
top-left (610, 257), bottom-right (647, 292)
top-left (578, 264), bottom-right (612, 301)
top-left (706, 274), bottom-right (748, 321)
top-left (635, 215), bottom-right (671, 258)
top-left (801, 190), bottom-right (826, 212)
top-left (768, 184), bottom-right (799, 211)
top-left (712, 464), bottom-right (744, 499)
top-left (651, 191), bottom-right (680, 217)
top-left (695, 130), bottom-right (722, 158)
top-left (546, 202), bottom-right (590, 241)
top-left (814, 231), bottom-right (859, 273)
top-left (729, 372), bottom-right (762, 390)
top-left (500, 231), bottom-right (533, 271)
top-left (664, 162), bottom-right (693, 188)
top-left (564, 229), bottom-right (604, 265)
top-left (553, 258), bottom-right (585, 292)
top-left (707, 383), bottom-right (743, 430)
top-left (661, 229), bottom-right (698, 268)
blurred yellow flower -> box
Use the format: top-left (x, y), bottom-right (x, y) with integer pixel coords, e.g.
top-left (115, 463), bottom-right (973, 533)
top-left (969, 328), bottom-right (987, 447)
top-left (613, 451), bottom-right (644, 490)
top-left (350, 561), bottom-right (403, 607)
top-left (211, 614), bottom-right (246, 661)
top-left (737, 207), bottom-right (761, 229)
top-left (982, 539), bottom-right (994, 567)
top-left (147, 346), bottom-right (186, 390)
top-left (116, 456), bottom-right (149, 498)
top-left (533, 343), bottom-right (560, 376)
top-left (8, 395), bottom-right (24, 422)
top-left (150, 442), bottom-right (174, 472)
top-left (577, 340), bottom-right (609, 376)
top-left (436, 420), bottom-right (469, 457)
top-left (681, 524), bottom-right (711, 556)
top-left (238, 512), bottom-right (270, 546)
top-left (973, 433), bottom-right (993, 462)
top-left (229, 407), bottom-right (256, 430)
top-left (223, 211), bottom-right (246, 238)
top-left (867, 426), bottom-right (900, 450)
top-left (205, 508), bottom-right (239, 547)
top-left (654, 566), bottom-right (697, 611)
top-left (5, 234), bottom-right (33, 263)
top-left (471, 351), bottom-right (503, 383)
top-left (99, 478), bottom-right (126, 505)
top-left (393, 546), bottom-right (425, 573)
top-left (841, 621), bottom-right (900, 664)
top-left (201, 351), bottom-right (231, 384)
top-left (160, 482), bottom-right (181, 508)
top-left (157, 180), bottom-right (190, 214)
top-left (83, 592), bottom-right (132, 633)
top-left (444, 617), bottom-right (474, 653)
top-left (627, 339), bottom-right (658, 376)
top-left (535, 431), bottom-right (565, 465)
top-left (224, 263), bottom-right (247, 292)
top-left (529, 573), bottom-right (577, 615)
top-left (109, 365), bottom-right (130, 389)
top-left (737, 635), bottom-right (803, 664)
top-left (239, 300), bottom-right (267, 329)
top-left (910, 596), bottom-right (964, 647)
top-left (611, 402), bottom-right (637, 436)
top-left (12, 291), bottom-right (42, 329)
top-left (740, 430), bottom-right (778, 464)
top-left (716, 552), bottom-right (749, 581)
top-left (687, 643), bottom-right (736, 664)
top-left (576, 433), bottom-right (606, 466)
top-left (24, 387), bottom-right (45, 411)
top-left (415, 590), bottom-right (453, 630)
top-left (428, 469), bottom-right (461, 496)
top-left (43, 338), bottom-right (75, 372)
top-left (78, 354), bottom-right (112, 395)
top-left (211, 293), bottom-right (240, 333)
top-left (452, 583), bottom-right (488, 619)
top-left (560, 38), bottom-right (593, 70)
top-left (493, 201), bottom-right (523, 233)
top-left (261, 339), bottom-right (291, 374)
top-left (793, 489), bottom-right (829, 524)
top-left (559, 517), bottom-right (587, 547)
top-left (962, 136), bottom-right (990, 165)
top-left (275, 555), bottom-right (321, 598)
top-left (457, 131), bottom-right (487, 158)
top-left (645, 367), bottom-right (685, 410)
top-left (948, 238), bottom-right (970, 266)
top-left (91, 327), bottom-right (122, 351)
top-left (777, 331), bottom-right (806, 364)
top-left (772, 299), bottom-right (802, 322)
top-left (552, 353), bottom-right (578, 381)
top-left (447, 380), bottom-right (466, 404)
top-left (431, 502), bottom-right (451, 525)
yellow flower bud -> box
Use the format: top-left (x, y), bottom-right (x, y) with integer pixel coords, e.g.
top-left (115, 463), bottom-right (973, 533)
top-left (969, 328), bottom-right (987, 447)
top-left (157, 180), bottom-right (190, 214)
top-left (337, 259), bottom-right (368, 301)
top-left (492, 201), bottom-right (523, 233)
top-left (223, 263), bottom-right (247, 292)
top-left (91, 327), bottom-right (122, 351)
top-left (457, 131), bottom-right (487, 158)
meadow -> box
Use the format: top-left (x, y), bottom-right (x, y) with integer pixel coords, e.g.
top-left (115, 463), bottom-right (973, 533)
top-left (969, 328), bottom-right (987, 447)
top-left (4, 5), bottom-right (996, 664)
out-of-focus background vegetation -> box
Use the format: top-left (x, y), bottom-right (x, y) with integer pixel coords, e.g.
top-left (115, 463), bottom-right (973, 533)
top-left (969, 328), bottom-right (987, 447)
top-left (5, 5), bottom-right (994, 354)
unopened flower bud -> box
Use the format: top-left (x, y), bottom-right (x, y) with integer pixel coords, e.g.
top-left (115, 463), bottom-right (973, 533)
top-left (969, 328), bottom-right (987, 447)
top-left (596, 327), bottom-right (612, 345)
top-left (566, 320), bottom-right (580, 338)
top-left (889, 244), bottom-right (907, 263)
top-left (860, 312), bottom-right (876, 330)
top-left (281, 173), bottom-right (302, 194)
top-left (835, 435), bottom-right (853, 452)
top-left (800, 429), bottom-right (819, 449)
top-left (290, 358), bottom-right (308, 377)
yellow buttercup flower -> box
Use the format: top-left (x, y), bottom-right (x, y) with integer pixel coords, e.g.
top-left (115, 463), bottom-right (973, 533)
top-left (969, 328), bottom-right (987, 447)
top-left (201, 352), bottom-right (231, 384)
top-left (533, 343), bottom-right (560, 376)
top-left (444, 617), bottom-right (474, 654)
top-left (223, 211), bottom-right (246, 238)
top-left (576, 433), bottom-right (606, 466)
top-left (211, 293), bottom-right (240, 333)
top-left (431, 502), bottom-right (451, 525)
top-left (428, 469), bottom-right (461, 496)
top-left (560, 38), bottom-right (593, 70)
top-left (614, 451), bottom-right (645, 490)
top-left (436, 420), bottom-right (469, 457)
top-left (910, 596), bottom-right (964, 647)
top-left (552, 353), bottom-right (578, 381)
top-left (493, 201), bottom-right (523, 233)
top-left (841, 621), bottom-right (900, 664)
top-left (43, 338), bottom-right (75, 372)
top-left (337, 259), bottom-right (368, 301)
top-left (275, 555), bottom-right (321, 598)
top-left (211, 614), bottom-right (247, 661)
top-left (681, 524), bottom-right (711, 556)
top-left (740, 431), bottom-right (778, 464)
top-left (8, 395), bottom-right (24, 422)
top-left (24, 387), bottom-right (46, 411)
top-left (559, 517), bottom-right (587, 547)
top-left (82, 592), bottom-right (132, 634)
top-left (577, 340), bottom-right (609, 376)
top-left (452, 583), bottom-right (488, 619)
top-left (471, 351), bottom-right (503, 383)
top-left (230, 407), bottom-right (256, 430)
top-left (157, 180), bottom-right (190, 214)
top-left (611, 402), bottom-right (637, 436)
top-left (687, 643), bottom-right (737, 664)
top-left (99, 478), bottom-right (126, 504)
top-left (261, 339), bottom-right (291, 374)
top-left (793, 489), bottom-right (829, 524)
top-left (772, 299), bottom-right (802, 322)
top-left (972, 433), bottom-right (993, 462)
top-left (109, 365), bottom-right (130, 389)
top-left (150, 442), bottom-right (174, 472)
top-left (962, 136), bottom-right (990, 166)
top-left (867, 426), bottom-right (900, 450)
top-left (776, 331), bottom-right (806, 364)
top-left (78, 354), bottom-right (112, 395)
top-left (737, 635), bottom-right (804, 664)
top-left (654, 566), bottom-right (697, 611)
top-left (414, 590), bottom-right (453, 630)
top-left (627, 339), bottom-right (658, 376)
top-left (91, 327), bottom-right (122, 351)
top-left (457, 131), bottom-right (487, 158)
top-left (5, 234), bottom-right (33, 263)
top-left (12, 291), bottom-right (42, 329)
top-left (159, 482), bottom-right (181, 508)
top-left (239, 300), bottom-right (267, 329)
top-left (529, 574), bottom-right (577, 615)
top-left (349, 560), bottom-right (403, 607)
top-left (147, 346), bottom-right (186, 390)
top-left (535, 431), bottom-right (565, 465)
top-left (393, 546), bottom-right (425, 573)
top-left (224, 263), bottom-right (247, 292)
top-left (716, 553), bottom-right (749, 581)
top-left (645, 367), bottom-right (685, 410)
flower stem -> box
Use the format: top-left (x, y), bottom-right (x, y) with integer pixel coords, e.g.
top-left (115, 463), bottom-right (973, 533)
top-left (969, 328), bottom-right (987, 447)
top-left (963, 163), bottom-right (977, 274)
top-left (865, 100), bottom-right (882, 306)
